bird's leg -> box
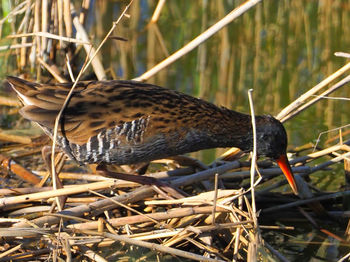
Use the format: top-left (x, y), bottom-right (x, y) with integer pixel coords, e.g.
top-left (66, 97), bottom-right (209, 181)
top-left (41, 146), bottom-right (67, 211)
top-left (96, 164), bottom-right (186, 199)
top-left (167, 155), bottom-right (209, 170)
top-left (119, 162), bottom-right (150, 175)
top-left (130, 162), bottom-right (150, 175)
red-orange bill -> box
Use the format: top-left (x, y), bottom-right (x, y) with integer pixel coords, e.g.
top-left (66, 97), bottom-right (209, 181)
top-left (276, 154), bottom-right (298, 195)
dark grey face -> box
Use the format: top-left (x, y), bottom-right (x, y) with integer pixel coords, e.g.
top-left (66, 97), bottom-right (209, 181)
top-left (255, 115), bottom-right (288, 159)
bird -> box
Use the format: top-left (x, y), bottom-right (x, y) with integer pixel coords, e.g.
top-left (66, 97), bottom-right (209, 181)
top-left (6, 76), bottom-right (298, 194)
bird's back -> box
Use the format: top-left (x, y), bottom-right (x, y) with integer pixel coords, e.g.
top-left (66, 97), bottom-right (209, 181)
top-left (7, 76), bottom-right (240, 164)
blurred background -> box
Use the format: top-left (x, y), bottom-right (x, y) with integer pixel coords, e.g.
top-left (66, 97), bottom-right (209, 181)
top-left (1, 1), bottom-right (350, 260)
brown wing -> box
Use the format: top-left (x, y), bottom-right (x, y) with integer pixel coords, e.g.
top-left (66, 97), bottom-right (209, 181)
top-left (7, 76), bottom-right (217, 146)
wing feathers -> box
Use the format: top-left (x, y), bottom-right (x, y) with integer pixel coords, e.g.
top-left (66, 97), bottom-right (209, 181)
top-left (8, 76), bottom-right (200, 145)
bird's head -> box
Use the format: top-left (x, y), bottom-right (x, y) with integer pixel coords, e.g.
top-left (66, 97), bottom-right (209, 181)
top-left (255, 115), bottom-right (298, 195)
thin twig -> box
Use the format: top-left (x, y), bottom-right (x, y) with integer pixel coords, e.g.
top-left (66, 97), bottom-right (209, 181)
top-left (247, 88), bottom-right (259, 260)
top-left (247, 89), bottom-right (258, 227)
top-left (211, 173), bottom-right (219, 225)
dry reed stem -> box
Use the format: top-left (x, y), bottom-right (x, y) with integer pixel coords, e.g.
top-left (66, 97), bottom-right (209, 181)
top-left (41, 0), bottom-right (48, 55)
top-left (0, 227), bottom-right (53, 237)
top-left (89, 190), bottom-right (161, 225)
top-left (277, 61), bottom-right (350, 122)
top-left (63, 0), bottom-right (72, 37)
top-left (211, 173), bottom-right (219, 224)
top-left (46, 196), bottom-right (100, 204)
top-left (70, 4), bottom-right (106, 80)
top-left (233, 194), bottom-right (243, 260)
top-left (68, 206), bottom-right (229, 230)
top-left (281, 74), bottom-right (350, 122)
top-left (0, 244), bottom-right (23, 258)
top-left (51, 171), bottom-right (109, 181)
top-left (9, 206), bottom-right (51, 216)
top-left (80, 230), bottom-right (225, 262)
top-left (0, 155), bottom-right (40, 185)
top-left (0, 186), bottom-right (55, 195)
top-left (150, 0), bottom-right (166, 23)
top-left (246, 89), bottom-right (260, 259)
top-left (0, 132), bottom-right (32, 144)
top-left (0, 42), bottom-right (33, 51)
top-left (0, 249), bottom-right (51, 261)
top-left (7, 32), bottom-right (90, 44)
top-left (0, 179), bottom-right (119, 207)
top-left (79, 245), bottom-right (107, 262)
top-left (18, 2), bottom-right (31, 69)
top-left (127, 222), bottom-right (251, 241)
top-left (247, 89), bottom-right (258, 225)
top-left (171, 161), bottom-right (240, 187)
top-left (145, 189), bottom-right (238, 206)
top-left (133, 0), bottom-right (262, 81)
top-left (57, 0), bottom-right (63, 47)
top-left (11, 185), bottom-right (155, 228)
top-left (37, 57), bottom-right (67, 83)
top-left (79, 0), bottom-right (90, 25)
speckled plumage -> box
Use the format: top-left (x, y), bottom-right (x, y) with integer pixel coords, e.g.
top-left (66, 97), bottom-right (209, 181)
top-left (7, 76), bottom-right (288, 163)
top-left (7, 76), bottom-right (298, 194)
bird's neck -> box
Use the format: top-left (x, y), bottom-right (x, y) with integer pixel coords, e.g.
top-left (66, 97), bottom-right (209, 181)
top-left (214, 110), bottom-right (256, 151)
top-left (185, 106), bottom-right (257, 153)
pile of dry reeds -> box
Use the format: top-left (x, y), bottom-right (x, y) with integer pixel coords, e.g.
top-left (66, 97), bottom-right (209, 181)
top-left (0, 1), bottom-right (350, 261)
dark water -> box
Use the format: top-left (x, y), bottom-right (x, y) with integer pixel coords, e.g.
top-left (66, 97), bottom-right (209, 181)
top-left (1, 0), bottom-right (350, 260)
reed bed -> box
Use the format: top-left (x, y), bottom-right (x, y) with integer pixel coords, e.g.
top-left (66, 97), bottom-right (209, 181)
top-left (0, 0), bottom-right (350, 261)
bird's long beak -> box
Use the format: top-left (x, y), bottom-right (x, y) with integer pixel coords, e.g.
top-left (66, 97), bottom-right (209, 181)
top-left (276, 154), bottom-right (298, 195)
